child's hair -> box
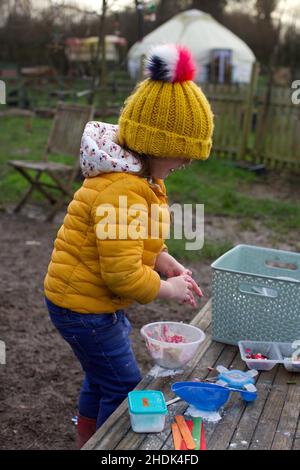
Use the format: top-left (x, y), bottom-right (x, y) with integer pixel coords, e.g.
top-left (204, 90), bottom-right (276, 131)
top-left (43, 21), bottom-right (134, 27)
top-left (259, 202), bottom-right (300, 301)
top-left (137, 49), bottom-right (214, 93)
top-left (118, 144), bottom-right (151, 178)
top-left (130, 152), bottom-right (193, 178)
top-left (134, 154), bottom-right (152, 178)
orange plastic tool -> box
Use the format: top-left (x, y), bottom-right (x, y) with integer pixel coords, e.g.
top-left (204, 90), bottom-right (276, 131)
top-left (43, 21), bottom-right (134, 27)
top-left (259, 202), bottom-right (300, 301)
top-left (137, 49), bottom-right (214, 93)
top-left (172, 423), bottom-right (182, 450)
top-left (180, 420), bottom-right (194, 450)
top-left (175, 415), bottom-right (196, 450)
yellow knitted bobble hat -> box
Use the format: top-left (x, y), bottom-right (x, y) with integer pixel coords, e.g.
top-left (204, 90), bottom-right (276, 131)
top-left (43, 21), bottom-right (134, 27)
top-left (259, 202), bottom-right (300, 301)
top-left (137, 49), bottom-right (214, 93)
top-left (118, 44), bottom-right (214, 160)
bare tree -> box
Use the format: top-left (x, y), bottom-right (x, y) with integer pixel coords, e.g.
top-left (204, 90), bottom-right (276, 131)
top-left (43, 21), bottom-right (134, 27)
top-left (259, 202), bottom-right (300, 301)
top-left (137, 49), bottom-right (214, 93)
top-left (88, 0), bottom-right (107, 105)
top-left (155, 0), bottom-right (231, 25)
top-left (12, 0), bottom-right (31, 15)
top-left (191, 0), bottom-right (228, 20)
top-left (155, 0), bottom-right (182, 25)
top-left (256, 0), bottom-right (278, 21)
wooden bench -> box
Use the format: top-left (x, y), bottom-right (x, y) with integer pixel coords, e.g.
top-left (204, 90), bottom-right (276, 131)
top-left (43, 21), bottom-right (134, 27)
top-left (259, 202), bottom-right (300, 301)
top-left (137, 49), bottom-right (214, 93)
top-left (83, 300), bottom-right (300, 451)
top-left (9, 102), bottom-right (94, 221)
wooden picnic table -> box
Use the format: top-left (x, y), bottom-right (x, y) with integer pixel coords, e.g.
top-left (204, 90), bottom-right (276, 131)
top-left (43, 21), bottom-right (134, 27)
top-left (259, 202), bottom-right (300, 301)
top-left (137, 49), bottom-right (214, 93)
top-left (83, 300), bottom-right (300, 451)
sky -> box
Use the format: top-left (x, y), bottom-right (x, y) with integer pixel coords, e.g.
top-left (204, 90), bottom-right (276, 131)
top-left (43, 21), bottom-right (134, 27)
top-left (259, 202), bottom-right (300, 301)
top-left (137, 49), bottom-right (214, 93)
top-left (31, 0), bottom-right (300, 23)
top-left (67, 0), bottom-right (133, 12)
top-left (36, 0), bottom-right (134, 13)
top-left (35, 0), bottom-right (300, 15)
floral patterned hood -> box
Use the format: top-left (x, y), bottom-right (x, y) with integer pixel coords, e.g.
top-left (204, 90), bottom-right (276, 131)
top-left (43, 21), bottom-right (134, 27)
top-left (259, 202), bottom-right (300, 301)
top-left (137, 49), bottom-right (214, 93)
top-left (79, 121), bottom-right (143, 178)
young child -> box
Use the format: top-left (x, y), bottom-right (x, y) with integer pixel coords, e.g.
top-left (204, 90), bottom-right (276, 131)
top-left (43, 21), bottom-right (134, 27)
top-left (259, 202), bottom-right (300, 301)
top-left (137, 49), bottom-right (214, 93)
top-left (44, 44), bottom-right (214, 448)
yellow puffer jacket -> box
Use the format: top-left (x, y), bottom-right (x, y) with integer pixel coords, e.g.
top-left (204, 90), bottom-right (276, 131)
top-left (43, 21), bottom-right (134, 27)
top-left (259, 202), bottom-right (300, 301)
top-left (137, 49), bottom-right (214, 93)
top-left (44, 172), bottom-right (170, 313)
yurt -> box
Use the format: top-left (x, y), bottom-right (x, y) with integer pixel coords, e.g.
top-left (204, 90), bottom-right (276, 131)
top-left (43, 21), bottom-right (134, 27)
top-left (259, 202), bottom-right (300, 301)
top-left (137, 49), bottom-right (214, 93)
top-left (128, 9), bottom-right (256, 84)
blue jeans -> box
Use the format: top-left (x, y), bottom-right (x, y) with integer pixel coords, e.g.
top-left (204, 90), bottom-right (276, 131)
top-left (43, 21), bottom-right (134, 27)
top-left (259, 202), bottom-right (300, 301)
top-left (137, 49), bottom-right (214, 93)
top-left (45, 297), bottom-right (142, 429)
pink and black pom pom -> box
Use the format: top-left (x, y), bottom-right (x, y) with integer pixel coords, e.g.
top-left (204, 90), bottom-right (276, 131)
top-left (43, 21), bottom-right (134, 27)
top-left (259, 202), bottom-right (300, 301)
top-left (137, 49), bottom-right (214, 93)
top-left (145, 44), bottom-right (196, 83)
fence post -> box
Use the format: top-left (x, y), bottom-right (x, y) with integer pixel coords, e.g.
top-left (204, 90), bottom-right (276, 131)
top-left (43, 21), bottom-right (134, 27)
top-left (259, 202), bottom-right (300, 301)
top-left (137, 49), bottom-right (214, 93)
top-left (238, 61), bottom-right (259, 162)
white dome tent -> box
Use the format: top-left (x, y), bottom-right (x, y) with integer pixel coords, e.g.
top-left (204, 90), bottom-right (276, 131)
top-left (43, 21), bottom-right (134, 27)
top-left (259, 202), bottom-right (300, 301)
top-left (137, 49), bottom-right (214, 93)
top-left (128, 9), bottom-right (256, 84)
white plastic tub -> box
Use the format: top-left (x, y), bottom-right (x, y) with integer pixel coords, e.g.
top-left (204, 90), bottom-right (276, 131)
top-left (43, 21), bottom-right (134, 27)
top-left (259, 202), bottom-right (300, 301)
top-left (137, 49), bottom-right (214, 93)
top-left (239, 340), bottom-right (300, 372)
top-left (277, 342), bottom-right (300, 372)
top-left (238, 340), bottom-right (281, 371)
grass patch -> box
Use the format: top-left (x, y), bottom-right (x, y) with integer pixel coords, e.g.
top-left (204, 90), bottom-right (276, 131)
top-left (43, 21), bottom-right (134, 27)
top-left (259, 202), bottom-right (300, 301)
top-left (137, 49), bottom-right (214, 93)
top-left (0, 116), bottom-right (52, 202)
top-left (165, 159), bottom-right (300, 233)
top-left (166, 238), bottom-right (234, 262)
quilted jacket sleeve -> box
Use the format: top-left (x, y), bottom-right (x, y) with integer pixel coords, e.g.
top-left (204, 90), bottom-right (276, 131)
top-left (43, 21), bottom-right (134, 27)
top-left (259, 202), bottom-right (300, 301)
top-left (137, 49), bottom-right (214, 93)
top-left (92, 181), bottom-right (161, 304)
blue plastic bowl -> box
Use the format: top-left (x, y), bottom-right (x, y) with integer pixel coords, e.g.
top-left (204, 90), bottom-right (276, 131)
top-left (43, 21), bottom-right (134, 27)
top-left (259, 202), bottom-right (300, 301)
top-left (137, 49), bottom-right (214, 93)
top-left (171, 382), bottom-right (230, 412)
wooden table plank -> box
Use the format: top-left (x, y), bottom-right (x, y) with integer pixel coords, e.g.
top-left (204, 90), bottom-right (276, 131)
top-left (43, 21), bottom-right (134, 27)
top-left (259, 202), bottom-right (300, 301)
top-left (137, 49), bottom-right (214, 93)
top-left (271, 370), bottom-right (300, 450)
top-left (229, 365), bottom-right (278, 450)
top-left (207, 354), bottom-right (250, 450)
top-left (200, 346), bottom-right (240, 448)
top-left (271, 385), bottom-right (300, 449)
top-left (292, 410), bottom-right (300, 450)
top-left (249, 366), bottom-right (292, 450)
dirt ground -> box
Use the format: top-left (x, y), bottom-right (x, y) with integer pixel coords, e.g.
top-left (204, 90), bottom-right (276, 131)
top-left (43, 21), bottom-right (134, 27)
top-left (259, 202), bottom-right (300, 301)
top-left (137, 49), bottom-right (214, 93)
top-left (0, 190), bottom-right (299, 450)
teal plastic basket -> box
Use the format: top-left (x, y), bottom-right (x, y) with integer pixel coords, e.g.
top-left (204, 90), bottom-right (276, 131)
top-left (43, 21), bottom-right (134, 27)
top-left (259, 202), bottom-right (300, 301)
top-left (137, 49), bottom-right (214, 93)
top-left (211, 245), bottom-right (300, 345)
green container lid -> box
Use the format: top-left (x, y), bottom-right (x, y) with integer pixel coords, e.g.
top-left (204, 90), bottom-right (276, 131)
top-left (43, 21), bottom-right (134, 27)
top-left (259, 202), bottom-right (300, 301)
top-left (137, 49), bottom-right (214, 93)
top-left (128, 391), bottom-right (167, 415)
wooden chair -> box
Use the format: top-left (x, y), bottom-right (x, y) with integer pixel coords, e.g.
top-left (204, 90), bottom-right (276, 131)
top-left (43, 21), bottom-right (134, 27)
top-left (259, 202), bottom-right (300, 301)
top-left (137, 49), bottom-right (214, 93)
top-left (9, 102), bottom-right (94, 221)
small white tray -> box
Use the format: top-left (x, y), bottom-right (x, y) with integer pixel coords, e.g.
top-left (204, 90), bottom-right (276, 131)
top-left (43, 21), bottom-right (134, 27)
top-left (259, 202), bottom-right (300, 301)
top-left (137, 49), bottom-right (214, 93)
top-left (238, 340), bottom-right (300, 372)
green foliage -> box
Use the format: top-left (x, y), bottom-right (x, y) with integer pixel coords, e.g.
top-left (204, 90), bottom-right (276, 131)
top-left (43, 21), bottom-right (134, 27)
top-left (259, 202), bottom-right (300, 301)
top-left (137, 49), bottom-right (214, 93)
top-left (166, 237), bottom-right (234, 262)
top-left (165, 158), bottom-right (300, 235)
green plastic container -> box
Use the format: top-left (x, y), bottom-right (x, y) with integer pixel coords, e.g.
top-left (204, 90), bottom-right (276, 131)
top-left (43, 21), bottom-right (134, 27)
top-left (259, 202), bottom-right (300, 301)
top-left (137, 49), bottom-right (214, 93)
top-left (211, 244), bottom-right (300, 345)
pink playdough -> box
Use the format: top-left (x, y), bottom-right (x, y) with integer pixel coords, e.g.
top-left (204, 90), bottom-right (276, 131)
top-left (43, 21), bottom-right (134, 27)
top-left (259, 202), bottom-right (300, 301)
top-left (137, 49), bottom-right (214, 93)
top-left (162, 325), bottom-right (185, 344)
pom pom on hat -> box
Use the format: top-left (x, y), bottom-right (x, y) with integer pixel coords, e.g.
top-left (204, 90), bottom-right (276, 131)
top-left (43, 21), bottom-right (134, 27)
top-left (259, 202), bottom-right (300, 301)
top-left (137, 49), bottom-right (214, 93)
top-left (145, 44), bottom-right (196, 83)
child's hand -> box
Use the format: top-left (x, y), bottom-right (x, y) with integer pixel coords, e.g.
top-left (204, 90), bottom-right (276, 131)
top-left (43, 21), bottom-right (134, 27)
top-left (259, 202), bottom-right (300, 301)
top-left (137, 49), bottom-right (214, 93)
top-left (157, 274), bottom-right (202, 307)
top-left (155, 251), bottom-right (192, 278)
top-left (185, 275), bottom-right (203, 298)
top-left (166, 261), bottom-right (192, 278)
top-left (167, 274), bottom-right (198, 308)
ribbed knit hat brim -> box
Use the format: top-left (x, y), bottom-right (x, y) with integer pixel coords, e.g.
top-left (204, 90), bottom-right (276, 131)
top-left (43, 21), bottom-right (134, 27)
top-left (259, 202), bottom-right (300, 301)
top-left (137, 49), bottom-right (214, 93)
top-left (118, 116), bottom-right (212, 160)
